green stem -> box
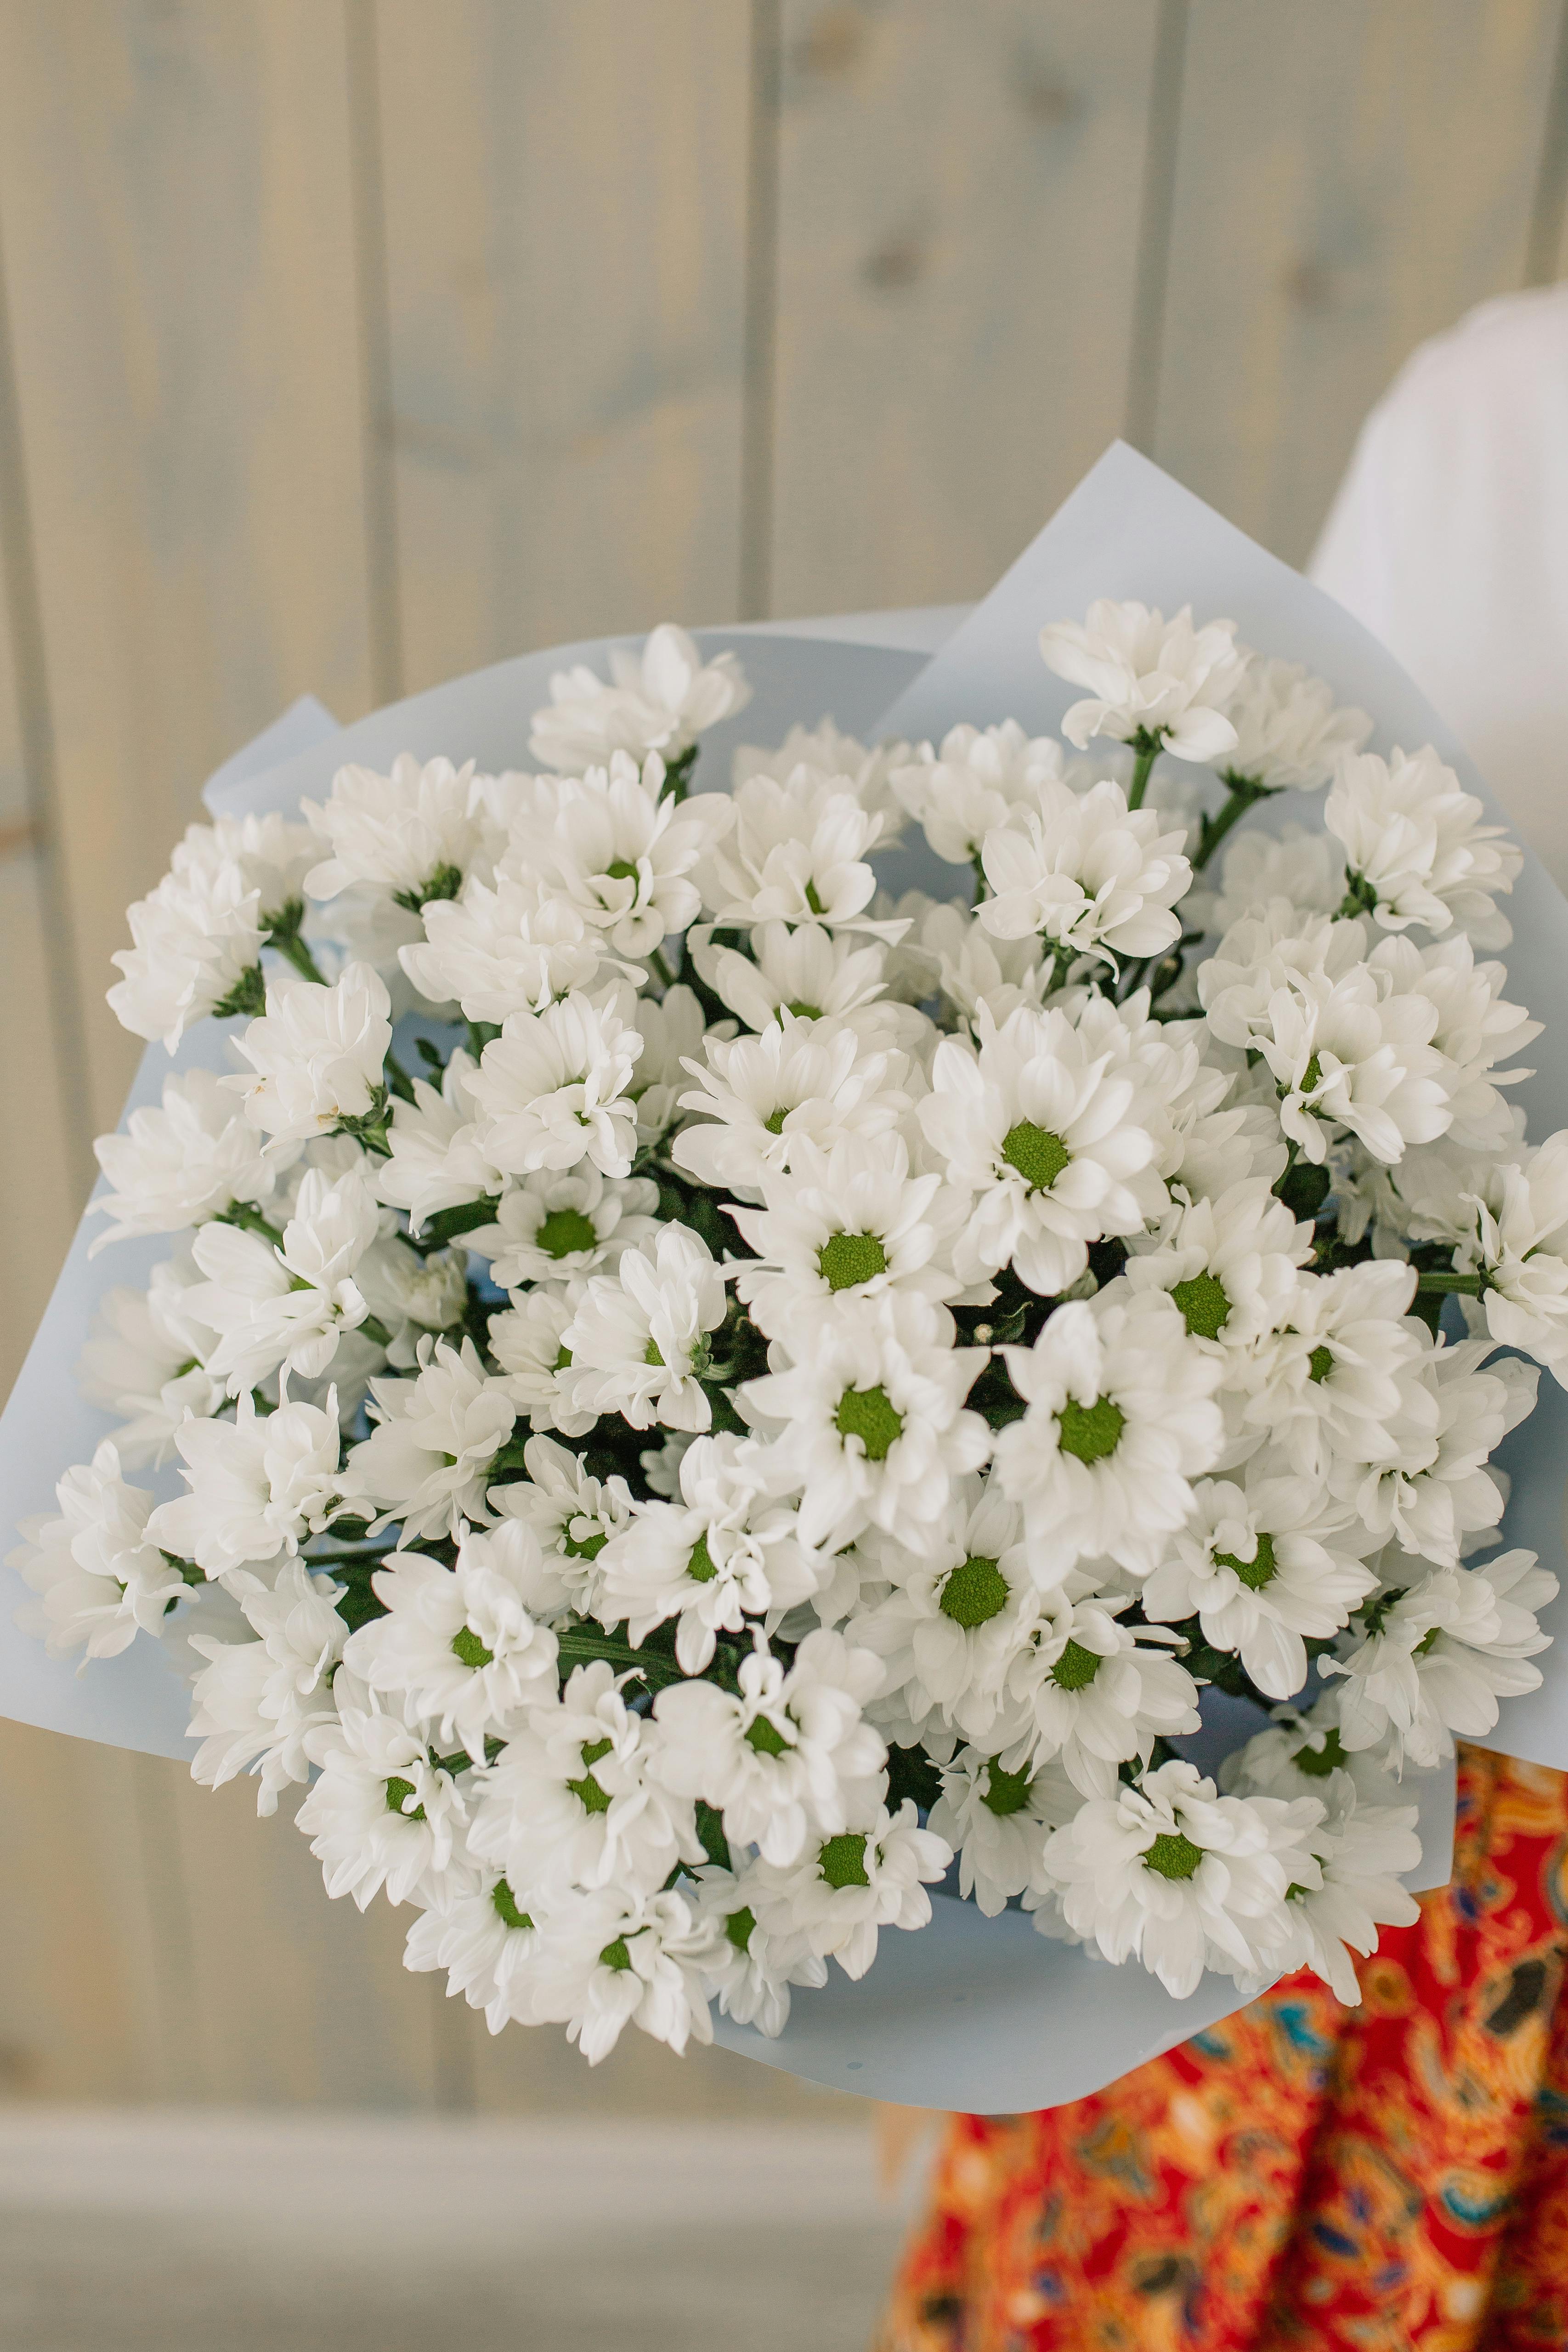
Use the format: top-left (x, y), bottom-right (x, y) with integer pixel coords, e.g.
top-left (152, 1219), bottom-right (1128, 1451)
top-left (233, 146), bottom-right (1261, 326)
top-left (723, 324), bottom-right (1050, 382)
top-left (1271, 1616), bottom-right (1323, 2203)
top-left (650, 945), bottom-right (677, 990)
top-left (1193, 774), bottom-right (1273, 872)
top-left (219, 1200), bottom-right (287, 1249)
top-left (662, 744), bottom-right (698, 804)
top-left (358, 1312), bottom-right (394, 1348)
top-left (1126, 731), bottom-right (1161, 811)
top-left (383, 1048), bottom-right (417, 1104)
top-left (270, 930), bottom-right (328, 986)
top-left (1417, 1270), bottom-right (1484, 1297)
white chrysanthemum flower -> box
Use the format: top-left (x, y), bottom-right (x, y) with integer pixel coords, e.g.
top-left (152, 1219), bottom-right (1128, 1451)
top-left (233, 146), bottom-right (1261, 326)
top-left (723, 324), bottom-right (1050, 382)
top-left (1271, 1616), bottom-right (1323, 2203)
top-left (625, 982), bottom-right (709, 1145)
top-left (403, 1875), bottom-right (567, 2034)
top-left (473, 1167), bottom-right (659, 1289)
top-left (147, 1384), bottom-right (340, 1579)
top-left (399, 876), bottom-right (608, 1024)
top-left (186, 1558), bottom-right (346, 1814)
top-left (1198, 900), bottom-right (1351, 1046)
top-left (1039, 601), bottom-right (1245, 765)
top-left (1385, 933), bottom-right (1539, 1154)
top-left (374, 1050), bottom-right (498, 1234)
top-left (528, 754), bottom-right (733, 957)
top-left (1141, 1475), bottom-right (1378, 1701)
top-left (1258, 1794), bottom-right (1421, 2005)
top-left (729, 1133), bottom-right (967, 1341)
top-left (1325, 745), bottom-right (1523, 946)
top-left (342, 1336), bottom-right (516, 1542)
top-left (1122, 1181), bottom-right (1313, 1359)
top-left (171, 811), bottom-right (316, 929)
top-left (1463, 1132), bottom-right (1568, 1381)
top-left (1218, 1695), bottom-right (1404, 1814)
top-left (743, 1292), bottom-right (990, 1556)
top-left (8, 1440), bottom-right (187, 1662)
top-left (998, 1575), bottom-right (1201, 1794)
top-left (226, 964), bottom-right (392, 1147)
top-left (468, 1659), bottom-right (702, 1895)
top-left (1254, 959), bottom-right (1451, 1167)
top-left (76, 1252), bottom-right (226, 1468)
top-left (994, 1291), bottom-right (1223, 1572)
top-left (1185, 823), bottom-right (1346, 939)
top-left (688, 1860), bottom-right (828, 2038)
top-left (356, 1236), bottom-right (468, 1364)
top-left (553, 1884), bottom-right (720, 2064)
top-left (488, 1435), bottom-right (635, 1619)
top-left (749, 1799), bottom-right (951, 1981)
top-left (1221, 656), bottom-right (1371, 791)
top-left (529, 623), bottom-right (750, 773)
top-left (1330, 1336), bottom-right (1536, 1570)
top-left (673, 1017), bottom-right (908, 1194)
top-left (732, 717), bottom-right (909, 829)
top-left (979, 780), bottom-right (1192, 966)
top-left (653, 1627), bottom-right (886, 1865)
top-left (90, 1070), bottom-right (290, 1253)
top-left (302, 754), bottom-right (486, 908)
top-left (691, 919), bottom-right (891, 1039)
top-left (914, 901), bottom-right (1054, 1030)
top-left (928, 1746), bottom-right (1079, 1916)
top-left (186, 1165), bottom-right (380, 1394)
top-left (695, 765), bottom-right (894, 933)
top-left (560, 1224), bottom-right (728, 1433)
top-left (342, 1522), bottom-right (560, 1763)
top-left (108, 854), bottom-right (266, 1048)
top-left (297, 1695), bottom-right (475, 1911)
top-left (468, 989), bottom-right (642, 1179)
top-left (890, 721), bottom-right (1065, 867)
top-left (1037, 1759), bottom-right (1315, 1997)
top-left (918, 1001), bottom-right (1164, 1296)
top-left (1243, 1259), bottom-right (1423, 1477)
top-left (487, 1283), bottom-right (596, 1439)
top-left (596, 1434), bottom-right (815, 1673)
top-left (1327, 1551), bottom-right (1557, 1769)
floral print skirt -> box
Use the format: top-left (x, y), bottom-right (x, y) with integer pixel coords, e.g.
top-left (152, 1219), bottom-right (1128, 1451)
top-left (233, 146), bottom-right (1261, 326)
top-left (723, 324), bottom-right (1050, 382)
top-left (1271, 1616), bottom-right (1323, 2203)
top-left (876, 1746), bottom-right (1568, 2351)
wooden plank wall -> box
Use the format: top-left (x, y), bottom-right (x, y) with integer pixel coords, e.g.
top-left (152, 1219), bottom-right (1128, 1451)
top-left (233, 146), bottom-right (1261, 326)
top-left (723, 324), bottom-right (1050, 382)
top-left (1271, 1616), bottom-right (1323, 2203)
top-left (0, 0), bottom-right (1564, 2113)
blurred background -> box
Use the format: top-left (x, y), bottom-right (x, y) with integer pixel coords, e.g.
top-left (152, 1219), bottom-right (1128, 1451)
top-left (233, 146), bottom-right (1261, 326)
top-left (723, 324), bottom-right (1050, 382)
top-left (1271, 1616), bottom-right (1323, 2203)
top-left (0, 1), bottom-right (1567, 2341)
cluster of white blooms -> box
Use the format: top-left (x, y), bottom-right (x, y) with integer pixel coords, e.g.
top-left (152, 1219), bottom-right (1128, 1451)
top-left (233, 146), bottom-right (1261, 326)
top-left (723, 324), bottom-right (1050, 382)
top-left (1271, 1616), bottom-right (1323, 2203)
top-left (19, 601), bottom-right (1563, 2059)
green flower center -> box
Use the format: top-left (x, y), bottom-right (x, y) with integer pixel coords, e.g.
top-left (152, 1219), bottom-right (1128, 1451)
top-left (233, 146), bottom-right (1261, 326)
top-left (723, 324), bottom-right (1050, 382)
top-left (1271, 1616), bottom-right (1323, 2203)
top-left (981, 1762), bottom-right (1035, 1818)
top-left (384, 1775), bottom-right (426, 1823)
top-left (536, 1206), bottom-right (599, 1260)
top-left (1291, 1728), bottom-right (1347, 1779)
top-left (1171, 1271), bottom-right (1231, 1341)
top-left (492, 1880), bottom-right (533, 1933)
top-left (1214, 1531), bottom-right (1277, 1592)
top-left (1000, 1120), bottom-right (1071, 1193)
top-left (785, 999), bottom-right (822, 1020)
top-left (553, 1343), bottom-right (573, 1371)
top-left (563, 1524), bottom-right (606, 1561)
top-left (605, 857), bottom-right (640, 884)
top-left (451, 1624), bottom-right (494, 1669)
top-left (1056, 1394), bottom-right (1125, 1463)
top-left (805, 880), bottom-right (827, 916)
top-left (1051, 1638), bottom-right (1103, 1691)
top-left (567, 1735), bottom-right (614, 1815)
top-left (835, 1383), bottom-right (904, 1461)
top-left (818, 1230), bottom-right (889, 1291)
top-left (686, 1532), bottom-right (718, 1583)
top-left (818, 1832), bottom-right (871, 1890)
top-left (939, 1554), bottom-right (1009, 1628)
top-left (599, 1936), bottom-right (634, 1972)
top-left (763, 1107), bottom-right (788, 1136)
top-left (1301, 1051), bottom-right (1324, 1094)
top-left (725, 1906), bottom-right (757, 1954)
top-left (1308, 1344), bottom-right (1334, 1384)
top-left (1144, 1830), bottom-right (1205, 1882)
top-left (744, 1713), bottom-right (790, 1757)
top-left (644, 1337), bottom-right (667, 1367)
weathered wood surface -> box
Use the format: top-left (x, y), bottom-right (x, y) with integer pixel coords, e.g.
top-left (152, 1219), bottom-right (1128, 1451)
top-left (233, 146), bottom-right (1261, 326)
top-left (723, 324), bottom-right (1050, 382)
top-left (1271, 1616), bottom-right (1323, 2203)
top-left (0, 0), bottom-right (1564, 2110)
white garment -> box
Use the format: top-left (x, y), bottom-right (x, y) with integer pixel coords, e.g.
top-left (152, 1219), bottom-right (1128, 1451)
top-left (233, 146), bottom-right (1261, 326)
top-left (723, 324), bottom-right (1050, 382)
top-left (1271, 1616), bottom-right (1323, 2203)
top-left (1311, 284), bottom-right (1568, 888)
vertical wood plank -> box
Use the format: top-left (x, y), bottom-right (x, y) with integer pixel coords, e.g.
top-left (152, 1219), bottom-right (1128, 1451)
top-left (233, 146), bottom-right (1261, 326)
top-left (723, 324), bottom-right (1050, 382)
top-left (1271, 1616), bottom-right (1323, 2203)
top-left (766, 0), bottom-right (1162, 618)
top-left (0, 0), bottom-right (378, 1138)
top-left (1152, 0), bottom-right (1564, 564)
top-left (374, 0), bottom-right (751, 696)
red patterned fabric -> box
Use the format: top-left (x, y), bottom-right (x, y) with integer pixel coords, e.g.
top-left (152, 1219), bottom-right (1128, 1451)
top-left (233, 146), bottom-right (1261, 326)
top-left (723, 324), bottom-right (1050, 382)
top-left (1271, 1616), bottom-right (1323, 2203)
top-left (877, 1747), bottom-right (1568, 2350)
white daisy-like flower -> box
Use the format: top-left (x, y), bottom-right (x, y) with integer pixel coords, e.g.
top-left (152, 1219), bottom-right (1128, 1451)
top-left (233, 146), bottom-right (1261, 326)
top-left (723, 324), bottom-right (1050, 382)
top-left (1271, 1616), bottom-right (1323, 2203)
top-left (186, 1165), bottom-right (381, 1395)
top-left (226, 964), bottom-right (393, 1148)
top-left (374, 1051), bottom-right (499, 1235)
top-left (749, 1798), bottom-right (951, 1981)
top-left (90, 1070), bottom-right (290, 1253)
top-left (488, 1434), bottom-right (635, 1620)
top-left (732, 717), bottom-right (910, 829)
top-left (342, 1522), bottom-right (559, 1763)
top-left (729, 1133), bottom-right (968, 1341)
top-left (553, 1884), bottom-right (720, 2064)
top-left (1221, 657), bottom-right (1371, 792)
top-left (1254, 959), bottom-right (1451, 1168)
top-left (301, 754), bottom-right (486, 909)
top-left (1386, 933), bottom-right (1539, 1155)
top-left (1198, 901), bottom-right (1352, 1046)
top-left (1140, 1475), bottom-right (1378, 1701)
top-left (472, 1167), bottom-right (660, 1289)
top-left (978, 779), bottom-right (1192, 966)
top-left (688, 1861), bottom-right (828, 2038)
top-left (186, 1558), bottom-right (346, 1815)
top-left (560, 1224), bottom-right (729, 1433)
top-left (928, 1746), bottom-right (1079, 1916)
top-left (8, 1440), bottom-right (188, 1662)
top-left (890, 721), bottom-right (1065, 867)
top-left (673, 1016), bottom-right (908, 1194)
top-left (1257, 1792), bottom-right (1421, 2005)
top-left (529, 754), bottom-right (733, 957)
top-left (147, 1384), bottom-right (341, 1579)
top-left (1185, 824), bottom-right (1347, 940)
top-left (297, 1693), bottom-right (475, 1911)
top-left (998, 1573), bottom-right (1201, 1794)
top-left (691, 919), bottom-right (892, 1040)
top-left (994, 1290), bottom-right (1223, 1572)
top-left (487, 1283), bottom-right (597, 1439)
top-left (743, 1291), bottom-right (991, 1556)
top-left (652, 1626), bottom-right (887, 1865)
top-left (529, 623), bottom-right (750, 774)
top-left (355, 1236), bottom-right (469, 1364)
top-left (467, 1659), bottom-right (702, 1896)
top-left (402, 1875), bottom-right (566, 2034)
top-left (1122, 1180), bottom-right (1313, 1359)
top-left (341, 1335), bottom-right (516, 1542)
top-left (1330, 1335), bottom-right (1536, 1570)
top-left (468, 988), bottom-right (642, 1179)
top-left (915, 901), bottom-right (1055, 1030)
top-left (1039, 601), bottom-right (1245, 765)
top-left (918, 1000), bottom-right (1165, 1296)
top-left (1462, 1131), bottom-right (1568, 1381)
top-left (76, 1252), bottom-right (226, 1469)
top-left (595, 1434), bottom-right (816, 1673)
top-left (1243, 1258), bottom-right (1423, 1478)
top-left (1325, 744), bottom-right (1523, 946)
top-left (695, 765), bottom-right (894, 934)
top-left (625, 982), bottom-right (710, 1145)
top-left (1326, 1551), bottom-right (1557, 1769)
top-left (1037, 1758), bottom-right (1315, 1998)
top-left (177, 811), bottom-right (316, 931)
top-left (399, 875), bottom-right (609, 1024)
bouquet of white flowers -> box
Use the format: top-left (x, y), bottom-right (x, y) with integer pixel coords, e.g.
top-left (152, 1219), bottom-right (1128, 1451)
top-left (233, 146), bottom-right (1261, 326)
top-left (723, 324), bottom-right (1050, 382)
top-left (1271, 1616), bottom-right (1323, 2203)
top-left (5, 448), bottom-right (1565, 2105)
